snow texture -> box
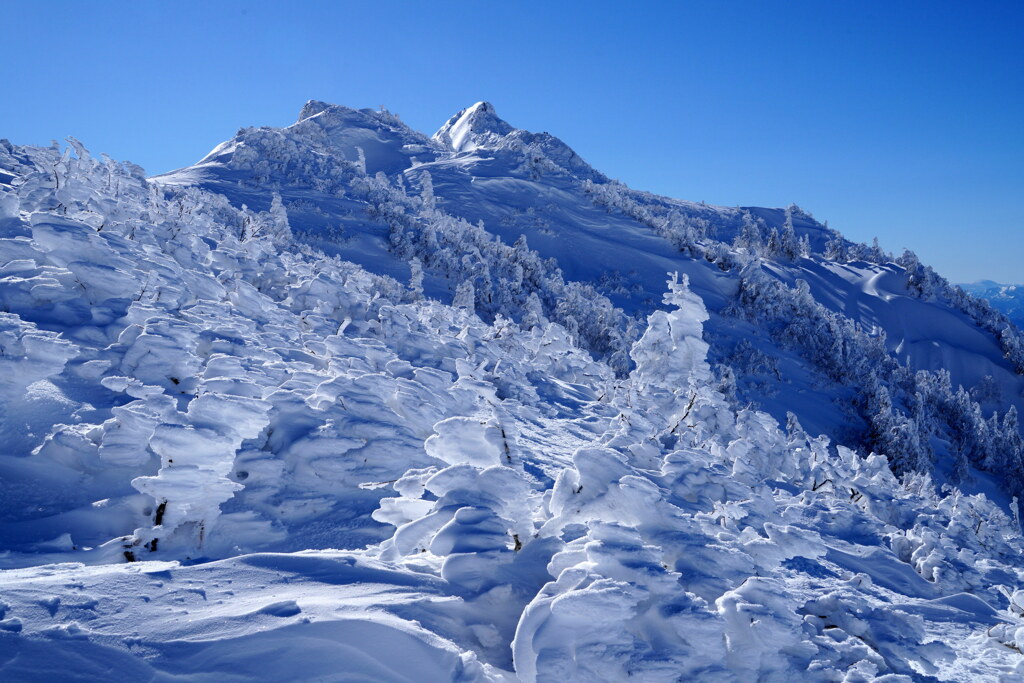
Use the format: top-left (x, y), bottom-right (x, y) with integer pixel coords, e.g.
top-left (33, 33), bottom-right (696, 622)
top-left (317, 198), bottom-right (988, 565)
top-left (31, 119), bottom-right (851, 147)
top-left (1, 104), bottom-right (1024, 681)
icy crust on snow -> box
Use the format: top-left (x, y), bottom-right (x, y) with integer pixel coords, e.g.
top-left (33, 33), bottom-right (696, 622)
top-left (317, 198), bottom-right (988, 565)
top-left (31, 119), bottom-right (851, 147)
top-left (2, 126), bottom-right (1024, 679)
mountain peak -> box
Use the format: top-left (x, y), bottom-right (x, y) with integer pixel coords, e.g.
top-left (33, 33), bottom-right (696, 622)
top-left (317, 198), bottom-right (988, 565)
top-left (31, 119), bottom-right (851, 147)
top-left (297, 99), bottom-right (335, 122)
top-left (433, 101), bottom-right (515, 153)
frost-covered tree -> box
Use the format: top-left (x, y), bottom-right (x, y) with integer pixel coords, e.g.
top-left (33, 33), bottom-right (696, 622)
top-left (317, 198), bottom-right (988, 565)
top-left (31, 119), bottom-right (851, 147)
top-left (407, 257), bottom-right (424, 301)
top-left (777, 204), bottom-right (803, 260)
top-left (824, 230), bottom-right (849, 261)
top-left (630, 271), bottom-right (711, 398)
top-left (419, 170), bottom-right (435, 212)
top-left (733, 211), bottom-right (764, 253)
top-left (266, 191), bottom-right (293, 243)
top-left (453, 278), bottom-right (475, 311)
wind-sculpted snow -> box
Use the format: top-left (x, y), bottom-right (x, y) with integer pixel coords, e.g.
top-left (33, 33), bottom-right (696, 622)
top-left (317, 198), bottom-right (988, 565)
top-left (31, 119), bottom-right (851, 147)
top-left (2, 115), bottom-right (1024, 680)
top-left (153, 101), bottom-right (1024, 504)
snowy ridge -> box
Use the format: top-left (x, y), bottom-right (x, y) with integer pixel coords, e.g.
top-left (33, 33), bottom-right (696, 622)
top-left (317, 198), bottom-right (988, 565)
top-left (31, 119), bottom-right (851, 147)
top-left (1, 106), bottom-right (1024, 679)
top-left (156, 101), bottom-right (1024, 500)
top-left (431, 101), bottom-right (604, 182)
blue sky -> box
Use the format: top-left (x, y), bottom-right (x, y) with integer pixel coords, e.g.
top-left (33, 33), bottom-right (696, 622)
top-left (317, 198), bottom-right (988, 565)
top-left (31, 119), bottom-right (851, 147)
top-left (3, 1), bottom-right (1021, 282)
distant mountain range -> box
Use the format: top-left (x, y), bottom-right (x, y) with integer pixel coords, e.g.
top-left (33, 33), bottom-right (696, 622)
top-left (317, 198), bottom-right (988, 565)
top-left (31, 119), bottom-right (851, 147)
top-left (960, 280), bottom-right (1024, 328)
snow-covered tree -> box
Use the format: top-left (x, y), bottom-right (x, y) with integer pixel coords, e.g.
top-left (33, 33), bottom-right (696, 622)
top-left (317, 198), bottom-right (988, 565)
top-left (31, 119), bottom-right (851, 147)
top-left (453, 278), bottom-right (475, 311)
top-left (630, 271), bottom-right (711, 397)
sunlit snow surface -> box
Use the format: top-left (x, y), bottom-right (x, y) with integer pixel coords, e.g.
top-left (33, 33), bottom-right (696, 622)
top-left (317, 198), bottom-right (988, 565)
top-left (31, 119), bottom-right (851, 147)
top-left (1, 106), bottom-right (1024, 680)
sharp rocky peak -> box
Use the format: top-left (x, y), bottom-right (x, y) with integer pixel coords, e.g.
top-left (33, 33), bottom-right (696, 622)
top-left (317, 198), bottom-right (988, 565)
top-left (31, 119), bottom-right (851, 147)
top-left (432, 101), bottom-right (516, 153)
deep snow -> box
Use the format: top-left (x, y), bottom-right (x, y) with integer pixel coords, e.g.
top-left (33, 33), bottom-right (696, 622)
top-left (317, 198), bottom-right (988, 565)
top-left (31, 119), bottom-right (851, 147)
top-left (1, 103), bottom-right (1024, 680)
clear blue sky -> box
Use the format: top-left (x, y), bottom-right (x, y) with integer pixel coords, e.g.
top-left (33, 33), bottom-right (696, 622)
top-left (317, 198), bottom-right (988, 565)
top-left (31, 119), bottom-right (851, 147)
top-left (3, 1), bottom-right (1021, 282)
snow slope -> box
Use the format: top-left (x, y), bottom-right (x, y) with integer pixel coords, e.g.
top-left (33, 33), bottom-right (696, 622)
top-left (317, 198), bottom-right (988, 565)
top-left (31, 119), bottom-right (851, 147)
top-left (1, 107), bottom-right (1024, 680)
top-left (156, 101), bottom-right (1024, 490)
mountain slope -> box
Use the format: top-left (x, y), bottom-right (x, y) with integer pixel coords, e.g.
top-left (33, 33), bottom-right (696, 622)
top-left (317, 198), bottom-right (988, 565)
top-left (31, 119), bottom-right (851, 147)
top-left (156, 101), bottom-right (1024, 495)
top-left (1, 108), bottom-right (1024, 680)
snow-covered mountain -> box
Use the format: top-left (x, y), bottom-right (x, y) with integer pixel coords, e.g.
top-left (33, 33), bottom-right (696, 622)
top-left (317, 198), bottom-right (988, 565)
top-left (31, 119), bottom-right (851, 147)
top-left (961, 280), bottom-right (1024, 329)
top-left (156, 101), bottom-right (1024, 493)
top-left (1, 104), bottom-right (1024, 680)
